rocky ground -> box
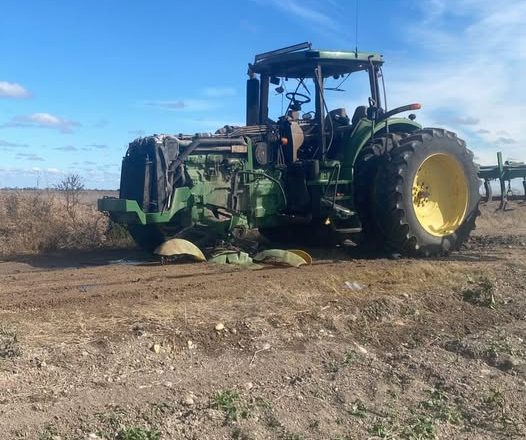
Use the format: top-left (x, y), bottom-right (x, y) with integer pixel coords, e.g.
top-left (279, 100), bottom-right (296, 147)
top-left (0, 201), bottom-right (525, 440)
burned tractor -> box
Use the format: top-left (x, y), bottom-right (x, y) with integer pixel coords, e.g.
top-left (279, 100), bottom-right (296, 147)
top-left (99, 42), bottom-right (480, 257)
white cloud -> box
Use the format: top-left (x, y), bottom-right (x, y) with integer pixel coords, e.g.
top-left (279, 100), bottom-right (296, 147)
top-left (16, 152), bottom-right (44, 161)
top-left (264, 0), bottom-right (336, 31)
top-left (386, 0), bottom-right (526, 164)
top-left (54, 145), bottom-right (77, 151)
top-left (0, 81), bottom-right (31, 99)
top-left (1, 112), bottom-right (80, 133)
top-left (257, 0), bottom-right (347, 40)
top-left (203, 87), bottom-right (236, 98)
top-left (0, 167), bottom-right (65, 187)
top-left (0, 139), bottom-right (28, 148)
top-left (145, 99), bottom-right (217, 112)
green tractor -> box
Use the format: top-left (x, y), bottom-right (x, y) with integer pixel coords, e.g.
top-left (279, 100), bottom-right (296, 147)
top-left (98, 42), bottom-right (480, 257)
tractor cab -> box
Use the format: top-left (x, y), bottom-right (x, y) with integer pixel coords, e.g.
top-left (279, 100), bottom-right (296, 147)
top-left (246, 42), bottom-right (385, 163)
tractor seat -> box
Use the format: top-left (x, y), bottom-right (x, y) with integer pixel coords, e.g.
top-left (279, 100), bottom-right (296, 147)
top-left (325, 108), bottom-right (350, 128)
top-left (351, 106), bottom-right (367, 126)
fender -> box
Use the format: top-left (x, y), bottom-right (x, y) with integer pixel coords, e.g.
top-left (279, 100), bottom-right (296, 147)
top-left (340, 117), bottom-right (422, 180)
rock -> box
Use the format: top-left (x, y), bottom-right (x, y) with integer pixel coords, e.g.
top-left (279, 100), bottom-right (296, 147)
top-left (344, 281), bottom-right (364, 291)
top-left (163, 381), bottom-right (174, 388)
top-left (244, 382), bottom-right (254, 390)
top-left (150, 343), bottom-right (161, 354)
top-left (215, 323), bottom-right (225, 331)
top-left (261, 342), bottom-right (271, 351)
top-left (183, 394), bottom-right (195, 406)
top-left (87, 434), bottom-right (104, 440)
top-left (187, 340), bottom-right (195, 350)
top-left (354, 343), bottom-right (368, 354)
top-left (231, 328), bottom-right (237, 334)
top-left (206, 409), bottom-right (224, 421)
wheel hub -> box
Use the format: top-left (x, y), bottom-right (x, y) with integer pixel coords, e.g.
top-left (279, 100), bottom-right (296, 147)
top-left (411, 153), bottom-right (469, 237)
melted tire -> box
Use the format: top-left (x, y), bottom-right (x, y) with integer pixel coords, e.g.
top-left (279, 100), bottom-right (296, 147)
top-left (373, 128), bottom-right (480, 256)
top-left (128, 224), bottom-right (166, 252)
top-left (353, 132), bottom-right (408, 246)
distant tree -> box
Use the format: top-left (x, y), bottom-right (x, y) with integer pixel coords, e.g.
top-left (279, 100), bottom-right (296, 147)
top-left (55, 174), bottom-right (84, 219)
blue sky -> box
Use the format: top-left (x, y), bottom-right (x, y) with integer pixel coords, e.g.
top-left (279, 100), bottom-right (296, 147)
top-left (1, 0), bottom-right (524, 188)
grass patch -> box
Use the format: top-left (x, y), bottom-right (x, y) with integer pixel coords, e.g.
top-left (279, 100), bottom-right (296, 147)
top-left (343, 349), bottom-right (358, 366)
top-left (38, 425), bottom-right (60, 440)
top-left (462, 276), bottom-right (495, 307)
top-left (369, 421), bottom-right (397, 439)
top-left (0, 325), bottom-right (21, 358)
top-left (349, 399), bottom-right (368, 418)
top-left (420, 387), bottom-right (462, 424)
top-left (212, 390), bottom-right (251, 422)
top-left (484, 331), bottom-right (524, 358)
top-left (325, 348), bottom-right (363, 373)
top-left (402, 415), bottom-right (436, 439)
top-left (116, 426), bottom-right (160, 440)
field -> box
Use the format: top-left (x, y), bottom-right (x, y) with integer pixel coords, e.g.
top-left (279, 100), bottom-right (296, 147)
top-left (0, 195), bottom-right (525, 439)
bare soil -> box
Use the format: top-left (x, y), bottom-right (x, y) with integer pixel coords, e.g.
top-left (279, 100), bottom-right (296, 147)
top-left (1, 201), bottom-right (525, 439)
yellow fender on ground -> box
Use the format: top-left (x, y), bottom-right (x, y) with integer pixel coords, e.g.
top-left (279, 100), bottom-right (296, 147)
top-left (154, 238), bottom-right (206, 262)
top-left (253, 249), bottom-right (309, 267)
top-left (287, 249), bottom-right (313, 265)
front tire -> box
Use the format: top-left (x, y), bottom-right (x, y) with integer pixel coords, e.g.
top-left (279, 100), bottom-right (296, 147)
top-left (128, 224), bottom-right (166, 252)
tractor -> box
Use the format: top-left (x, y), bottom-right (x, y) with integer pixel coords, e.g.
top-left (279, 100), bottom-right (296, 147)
top-left (98, 42), bottom-right (480, 257)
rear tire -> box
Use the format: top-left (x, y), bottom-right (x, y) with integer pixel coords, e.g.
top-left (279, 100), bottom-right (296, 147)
top-left (372, 128), bottom-right (480, 256)
top-left (353, 132), bottom-right (408, 247)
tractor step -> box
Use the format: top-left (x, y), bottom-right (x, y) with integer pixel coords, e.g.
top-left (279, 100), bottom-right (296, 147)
top-left (333, 227), bottom-right (362, 234)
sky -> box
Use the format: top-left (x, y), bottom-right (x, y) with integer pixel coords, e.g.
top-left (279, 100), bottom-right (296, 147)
top-left (1, 0), bottom-right (524, 189)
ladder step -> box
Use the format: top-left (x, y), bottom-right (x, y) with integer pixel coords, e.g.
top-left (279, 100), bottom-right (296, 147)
top-left (334, 227), bottom-right (362, 233)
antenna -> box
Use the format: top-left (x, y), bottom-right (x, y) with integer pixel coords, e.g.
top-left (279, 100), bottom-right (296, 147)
top-left (354, 0), bottom-right (359, 56)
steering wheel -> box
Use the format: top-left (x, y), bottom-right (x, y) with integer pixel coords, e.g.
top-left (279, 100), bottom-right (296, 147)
top-left (285, 92), bottom-right (311, 107)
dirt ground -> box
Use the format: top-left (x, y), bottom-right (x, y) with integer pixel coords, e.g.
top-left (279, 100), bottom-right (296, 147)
top-left (1, 201), bottom-right (525, 440)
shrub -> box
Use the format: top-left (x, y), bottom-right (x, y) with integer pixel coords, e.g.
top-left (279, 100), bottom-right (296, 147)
top-left (0, 189), bottom-right (131, 256)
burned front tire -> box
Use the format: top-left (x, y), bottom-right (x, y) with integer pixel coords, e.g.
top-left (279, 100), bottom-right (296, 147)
top-left (128, 224), bottom-right (166, 252)
top-left (372, 128), bottom-right (480, 256)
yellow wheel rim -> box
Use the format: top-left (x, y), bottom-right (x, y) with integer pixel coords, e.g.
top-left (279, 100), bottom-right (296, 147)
top-left (412, 153), bottom-right (468, 237)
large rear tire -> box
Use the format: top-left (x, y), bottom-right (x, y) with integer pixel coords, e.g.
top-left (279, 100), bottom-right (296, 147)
top-left (354, 132), bottom-right (408, 245)
top-left (372, 128), bottom-right (480, 256)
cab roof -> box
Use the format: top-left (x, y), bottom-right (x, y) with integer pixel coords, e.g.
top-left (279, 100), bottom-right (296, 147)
top-left (251, 42), bottom-right (384, 78)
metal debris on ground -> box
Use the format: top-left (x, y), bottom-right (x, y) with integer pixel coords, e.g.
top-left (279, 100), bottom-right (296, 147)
top-left (253, 249), bottom-right (311, 267)
top-left (154, 238), bottom-right (207, 262)
top-left (209, 250), bottom-right (255, 266)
